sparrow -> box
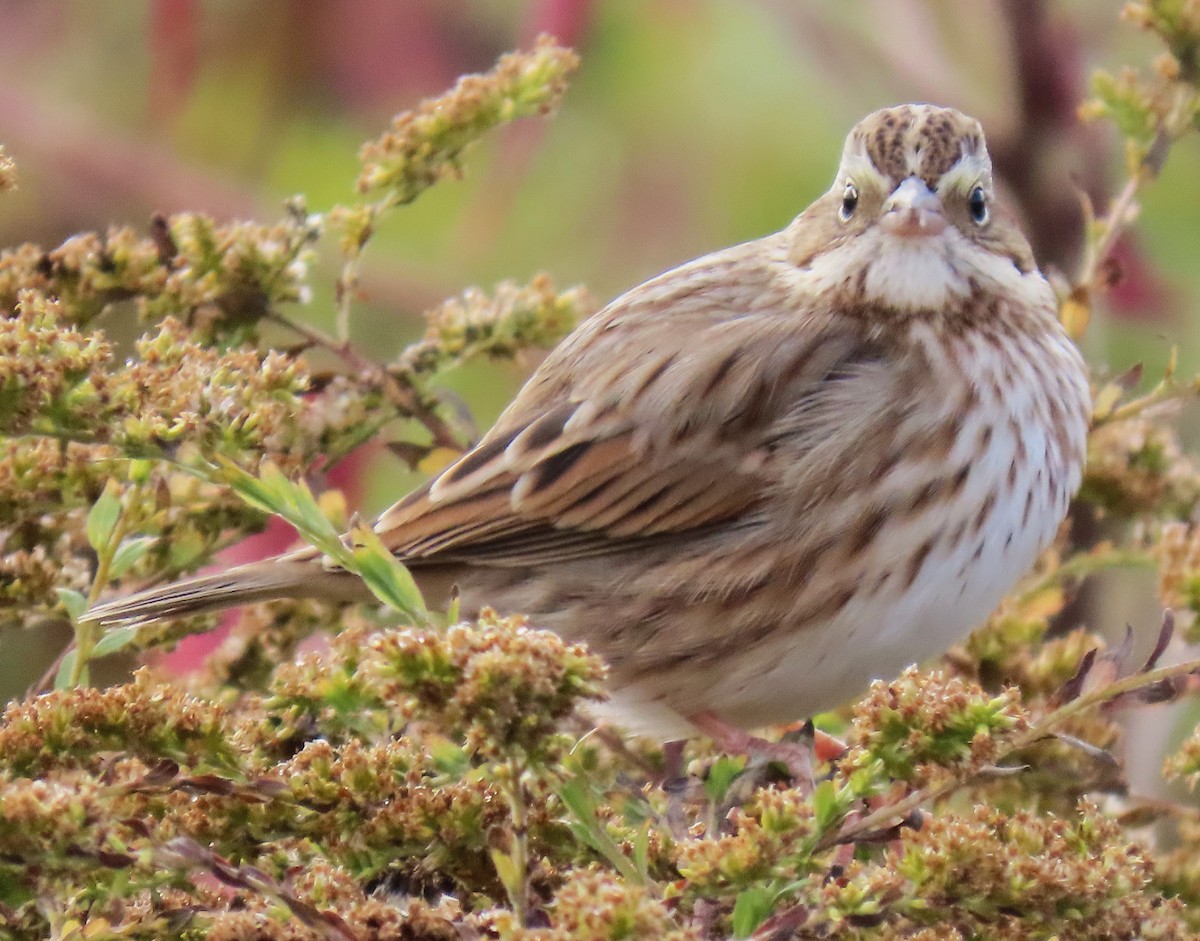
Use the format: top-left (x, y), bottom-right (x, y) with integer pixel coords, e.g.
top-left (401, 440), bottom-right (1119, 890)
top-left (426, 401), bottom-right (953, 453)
top-left (88, 105), bottom-right (1091, 754)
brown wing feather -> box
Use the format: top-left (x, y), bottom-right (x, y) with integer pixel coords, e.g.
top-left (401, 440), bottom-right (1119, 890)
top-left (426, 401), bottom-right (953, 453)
top-left (373, 236), bottom-right (878, 569)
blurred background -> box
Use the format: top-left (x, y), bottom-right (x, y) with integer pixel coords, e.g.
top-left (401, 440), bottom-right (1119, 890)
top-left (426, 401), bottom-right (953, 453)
top-left (3, 2), bottom-right (1195, 362)
top-left (0, 0), bottom-right (1196, 704)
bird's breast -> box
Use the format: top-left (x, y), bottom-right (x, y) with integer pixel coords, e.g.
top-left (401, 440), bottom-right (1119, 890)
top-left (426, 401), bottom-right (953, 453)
top-left (672, 321), bottom-right (1090, 728)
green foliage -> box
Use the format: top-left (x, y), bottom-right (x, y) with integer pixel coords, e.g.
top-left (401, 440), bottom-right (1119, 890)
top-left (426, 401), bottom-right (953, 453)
top-left (842, 668), bottom-right (1027, 786)
top-left (211, 459), bottom-right (426, 624)
top-left (1066, 0), bottom-right (1200, 336)
top-left (1082, 0), bottom-right (1200, 170)
top-left (2, 21), bottom-right (1200, 941)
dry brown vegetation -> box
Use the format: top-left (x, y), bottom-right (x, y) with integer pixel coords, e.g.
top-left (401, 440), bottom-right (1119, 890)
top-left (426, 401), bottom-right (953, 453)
top-left (3, 8), bottom-right (1200, 939)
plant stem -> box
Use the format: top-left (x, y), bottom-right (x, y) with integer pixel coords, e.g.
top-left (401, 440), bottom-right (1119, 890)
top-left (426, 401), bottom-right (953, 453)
top-left (822, 649), bottom-right (1200, 850)
top-left (334, 252), bottom-right (361, 344)
top-left (69, 509), bottom-right (129, 687)
top-left (504, 756), bottom-right (530, 927)
top-left (1094, 376), bottom-right (1200, 427)
top-left (268, 311), bottom-right (463, 451)
top-left (1018, 546), bottom-right (1156, 602)
top-left (1077, 169), bottom-right (1148, 297)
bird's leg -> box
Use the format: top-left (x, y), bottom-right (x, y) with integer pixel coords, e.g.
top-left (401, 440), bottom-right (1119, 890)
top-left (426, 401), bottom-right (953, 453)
top-left (688, 711), bottom-right (815, 791)
top-left (662, 738), bottom-right (686, 782)
top-left (661, 739), bottom-right (690, 840)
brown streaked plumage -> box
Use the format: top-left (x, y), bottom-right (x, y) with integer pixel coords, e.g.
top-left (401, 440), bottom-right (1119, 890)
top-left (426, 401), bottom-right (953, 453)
top-left (88, 105), bottom-right (1092, 743)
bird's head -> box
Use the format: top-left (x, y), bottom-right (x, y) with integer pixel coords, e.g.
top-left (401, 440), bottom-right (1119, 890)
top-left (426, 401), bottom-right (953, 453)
top-left (787, 104), bottom-right (1041, 314)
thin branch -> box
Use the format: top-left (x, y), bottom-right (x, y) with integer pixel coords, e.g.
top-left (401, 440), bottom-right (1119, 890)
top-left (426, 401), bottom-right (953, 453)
top-left (505, 756), bottom-right (531, 927)
top-left (30, 636), bottom-right (74, 699)
top-left (267, 311), bottom-right (463, 452)
top-left (1093, 376), bottom-right (1200, 427)
top-left (1074, 79), bottom-right (1198, 302)
top-left (820, 649), bottom-right (1200, 851)
top-left (1017, 546), bottom-right (1156, 602)
top-left (1076, 169), bottom-right (1147, 297)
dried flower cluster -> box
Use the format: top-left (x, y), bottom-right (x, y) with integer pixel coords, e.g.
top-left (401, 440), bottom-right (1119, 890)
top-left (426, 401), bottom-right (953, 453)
top-left (0, 204), bottom-right (318, 334)
top-left (355, 35), bottom-right (578, 207)
top-left (1082, 415), bottom-right (1200, 516)
top-left (1158, 521), bottom-right (1200, 634)
top-left (2, 15), bottom-right (1200, 940)
top-left (841, 668), bottom-right (1028, 786)
top-left (0, 292), bottom-right (375, 622)
top-left (395, 275), bottom-right (593, 380)
top-left (0, 299), bottom-right (321, 459)
top-left (0, 40), bottom-right (590, 642)
top-left (0, 617), bottom-right (605, 939)
top-left (847, 803), bottom-right (1184, 939)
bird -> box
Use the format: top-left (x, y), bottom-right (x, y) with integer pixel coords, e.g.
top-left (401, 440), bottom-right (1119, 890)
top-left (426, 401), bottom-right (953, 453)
top-left (88, 104), bottom-right (1091, 758)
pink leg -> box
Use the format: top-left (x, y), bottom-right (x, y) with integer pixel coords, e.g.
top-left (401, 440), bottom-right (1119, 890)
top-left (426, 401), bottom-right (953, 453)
top-left (662, 739), bottom-right (686, 782)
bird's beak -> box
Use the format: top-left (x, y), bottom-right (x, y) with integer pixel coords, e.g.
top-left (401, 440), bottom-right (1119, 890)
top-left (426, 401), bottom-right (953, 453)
top-left (880, 177), bottom-right (947, 238)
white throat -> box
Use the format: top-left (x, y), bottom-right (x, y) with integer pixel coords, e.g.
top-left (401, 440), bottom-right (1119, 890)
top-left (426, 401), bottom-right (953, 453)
top-left (859, 232), bottom-right (969, 310)
top-left (786, 226), bottom-right (1043, 314)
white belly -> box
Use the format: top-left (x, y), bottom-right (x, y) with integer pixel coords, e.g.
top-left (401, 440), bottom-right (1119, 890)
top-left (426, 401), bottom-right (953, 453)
top-left (595, 338), bottom-right (1085, 739)
top-left (737, 449), bottom-right (1063, 725)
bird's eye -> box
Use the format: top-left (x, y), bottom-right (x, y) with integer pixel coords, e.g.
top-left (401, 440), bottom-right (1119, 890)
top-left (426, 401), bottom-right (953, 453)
top-left (968, 185), bottom-right (988, 224)
top-left (840, 182), bottom-right (859, 221)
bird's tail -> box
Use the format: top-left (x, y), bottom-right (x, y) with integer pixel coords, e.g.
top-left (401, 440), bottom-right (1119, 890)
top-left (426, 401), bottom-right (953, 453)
top-left (84, 555), bottom-right (371, 627)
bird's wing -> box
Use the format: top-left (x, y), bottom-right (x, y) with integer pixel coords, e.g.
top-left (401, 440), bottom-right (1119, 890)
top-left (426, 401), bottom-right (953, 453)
top-left (374, 239), bottom-right (888, 567)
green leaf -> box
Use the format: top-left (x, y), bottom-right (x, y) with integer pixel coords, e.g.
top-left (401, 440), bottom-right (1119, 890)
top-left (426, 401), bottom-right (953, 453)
top-left (55, 587), bottom-right (88, 621)
top-left (217, 459), bottom-right (289, 517)
top-left (350, 525), bottom-right (427, 623)
top-left (556, 775), bottom-right (600, 827)
top-left (86, 481), bottom-right (122, 552)
top-left (109, 536), bottom-right (156, 578)
top-left (429, 738), bottom-right (470, 777)
top-left (556, 776), bottom-right (644, 885)
top-left (91, 626), bottom-right (139, 658)
top-left (210, 458), bottom-right (429, 622)
top-left (732, 885), bottom-right (777, 938)
top-left (215, 458), bottom-right (347, 561)
top-left (812, 779), bottom-right (843, 831)
top-left (489, 848), bottom-right (521, 904)
top-left (631, 819), bottom-right (652, 883)
top-left (704, 754), bottom-right (747, 804)
top-left (55, 651), bottom-right (87, 690)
